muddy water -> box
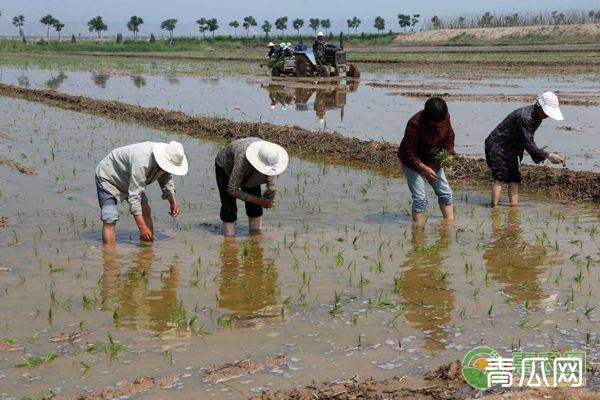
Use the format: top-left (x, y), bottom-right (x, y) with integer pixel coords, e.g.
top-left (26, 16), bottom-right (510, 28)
top-left (0, 65), bottom-right (598, 171)
top-left (0, 97), bottom-right (599, 399)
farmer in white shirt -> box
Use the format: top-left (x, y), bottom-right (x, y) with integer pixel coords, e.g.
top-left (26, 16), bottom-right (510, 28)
top-left (95, 141), bottom-right (188, 244)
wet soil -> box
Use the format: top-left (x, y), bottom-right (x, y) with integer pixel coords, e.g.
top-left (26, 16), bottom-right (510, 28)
top-left (52, 375), bottom-right (180, 400)
top-left (1, 83), bottom-right (598, 202)
top-left (46, 51), bottom-right (600, 73)
top-left (251, 361), bottom-right (598, 400)
top-left (202, 355), bottom-right (287, 383)
top-left (390, 91), bottom-right (600, 107)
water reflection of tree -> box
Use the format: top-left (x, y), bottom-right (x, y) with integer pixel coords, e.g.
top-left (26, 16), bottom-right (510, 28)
top-left (131, 75), bottom-right (147, 88)
top-left (101, 245), bottom-right (180, 332)
top-left (91, 73), bottom-right (110, 88)
top-left (218, 238), bottom-right (278, 324)
top-left (483, 208), bottom-right (546, 304)
top-left (17, 76), bottom-right (30, 88)
top-left (165, 75), bottom-right (180, 85)
top-left (45, 71), bottom-right (68, 90)
top-left (398, 225), bottom-right (454, 352)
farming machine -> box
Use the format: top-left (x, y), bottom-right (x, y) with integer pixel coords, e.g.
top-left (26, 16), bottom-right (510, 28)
top-left (269, 36), bottom-right (360, 78)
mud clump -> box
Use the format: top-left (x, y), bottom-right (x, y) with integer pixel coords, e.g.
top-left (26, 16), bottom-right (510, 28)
top-left (52, 375), bottom-right (179, 400)
top-left (0, 159), bottom-right (37, 175)
top-left (202, 354), bottom-right (286, 383)
top-left (0, 216), bottom-right (7, 229)
top-left (0, 83), bottom-right (598, 203)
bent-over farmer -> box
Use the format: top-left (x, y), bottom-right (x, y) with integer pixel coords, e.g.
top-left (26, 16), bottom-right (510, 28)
top-left (398, 97), bottom-right (456, 227)
top-left (215, 137), bottom-right (289, 237)
top-left (95, 141), bottom-right (188, 244)
top-left (485, 92), bottom-right (564, 207)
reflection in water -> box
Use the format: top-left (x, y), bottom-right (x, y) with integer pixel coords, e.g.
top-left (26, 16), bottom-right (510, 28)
top-left (165, 75), bottom-right (180, 85)
top-left (91, 73), bottom-right (110, 88)
top-left (131, 75), bottom-right (147, 88)
top-left (101, 245), bottom-right (180, 331)
top-left (483, 208), bottom-right (546, 303)
top-left (17, 75), bottom-right (30, 88)
top-left (45, 71), bottom-right (68, 90)
top-left (218, 238), bottom-right (279, 326)
top-left (264, 81), bottom-right (359, 123)
top-left (399, 226), bottom-right (454, 351)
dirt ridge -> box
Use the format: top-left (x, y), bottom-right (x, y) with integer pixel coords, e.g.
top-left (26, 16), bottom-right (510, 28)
top-left (0, 83), bottom-right (598, 203)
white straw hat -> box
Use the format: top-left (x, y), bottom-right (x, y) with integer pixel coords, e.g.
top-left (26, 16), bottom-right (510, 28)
top-left (537, 91), bottom-right (564, 121)
top-left (152, 141), bottom-right (188, 176)
top-left (245, 140), bottom-right (289, 176)
top-left (317, 32), bottom-right (324, 37)
top-left (267, 42), bottom-right (275, 47)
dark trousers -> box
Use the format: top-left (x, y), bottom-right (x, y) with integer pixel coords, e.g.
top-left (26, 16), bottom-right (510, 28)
top-left (215, 163), bottom-right (263, 223)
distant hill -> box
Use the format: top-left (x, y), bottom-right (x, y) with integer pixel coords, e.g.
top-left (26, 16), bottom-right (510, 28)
top-left (393, 23), bottom-right (600, 46)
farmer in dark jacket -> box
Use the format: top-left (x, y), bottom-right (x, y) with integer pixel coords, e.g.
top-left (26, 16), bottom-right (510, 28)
top-left (313, 32), bottom-right (326, 65)
top-left (398, 97), bottom-right (456, 227)
top-left (485, 92), bottom-right (564, 207)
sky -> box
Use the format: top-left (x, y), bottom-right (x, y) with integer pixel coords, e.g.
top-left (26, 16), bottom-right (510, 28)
top-left (1, 0), bottom-right (599, 36)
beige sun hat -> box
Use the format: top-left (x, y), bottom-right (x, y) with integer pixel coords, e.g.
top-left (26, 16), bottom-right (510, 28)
top-left (317, 31), bottom-right (324, 37)
top-left (537, 91), bottom-right (564, 121)
top-left (267, 42), bottom-right (275, 47)
top-left (152, 141), bottom-right (188, 176)
top-left (246, 140), bottom-right (289, 176)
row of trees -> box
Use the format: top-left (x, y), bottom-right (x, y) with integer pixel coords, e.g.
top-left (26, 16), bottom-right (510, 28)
top-left (429, 9), bottom-right (600, 30)
top-left (1, 12), bottom-right (420, 39)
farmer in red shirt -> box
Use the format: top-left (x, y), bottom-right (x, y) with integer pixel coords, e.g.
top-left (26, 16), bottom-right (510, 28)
top-left (398, 97), bottom-right (456, 227)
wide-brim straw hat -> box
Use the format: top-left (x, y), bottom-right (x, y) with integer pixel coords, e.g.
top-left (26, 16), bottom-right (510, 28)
top-left (246, 140), bottom-right (289, 176)
top-left (537, 91), bottom-right (564, 121)
top-left (152, 141), bottom-right (188, 176)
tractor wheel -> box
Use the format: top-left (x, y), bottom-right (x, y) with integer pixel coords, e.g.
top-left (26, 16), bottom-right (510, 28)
top-left (347, 64), bottom-right (360, 78)
top-left (296, 58), bottom-right (314, 77)
top-left (271, 68), bottom-right (281, 77)
top-left (317, 65), bottom-right (330, 77)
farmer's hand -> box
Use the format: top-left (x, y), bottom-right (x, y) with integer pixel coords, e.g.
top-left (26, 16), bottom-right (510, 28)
top-left (419, 164), bottom-right (438, 182)
top-left (168, 200), bottom-right (180, 217)
top-left (547, 153), bottom-right (564, 165)
top-left (139, 226), bottom-right (154, 241)
top-left (257, 198), bottom-right (275, 209)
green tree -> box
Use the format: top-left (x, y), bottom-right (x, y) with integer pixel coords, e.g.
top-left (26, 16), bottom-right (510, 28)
top-left (431, 15), bottom-right (442, 29)
top-left (478, 12), bottom-right (493, 27)
top-left (242, 16), bottom-right (257, 37)
top-left (149, 33), bottom-right (156, 43)
top-left (398, 14), bottom-right (411, 31)
top-left (12, 15), bottom-right (25, 36)
top-left (374, 16), bottom-right (385, 33)
top-left (40, 14), bottom-right (56, 38)
top-left (320, 18), bottom-right (331, 35)
top-left (229, 20), bottom-right (239, 37)
top-left (207, 18), bottom-right (218, 37)
top-left (292, 18), bottom-right (304, 35)
top-left (53, 20), bottom-right (65, 39)
top-left (275, 17), bottom-right (288, 36)
top-left (87, 16), bottom-right (108, 39)
top-left (410, 14), bottom-right (420, 31)
top-left (261, 20), bottom-right (272, 37)
top-left (196, 18), bottom-right (208, 38)
top-left (347, 16), bottom-right (361, 34)
top-left (308, 18), bottom-right (320, 34)
top-left (160, 18), bottom-right (177, 43)
top-left (127, 15), bottom-right (144, 39)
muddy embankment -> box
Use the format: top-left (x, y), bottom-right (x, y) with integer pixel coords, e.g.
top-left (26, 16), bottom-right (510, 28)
top-left (35, 51), bottom-right (600, 72)
top-left (0, 83), bottom-right (598, 203)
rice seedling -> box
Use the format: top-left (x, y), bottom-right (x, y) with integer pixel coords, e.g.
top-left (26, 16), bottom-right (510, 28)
top-left (14, 351), bottom-right (59, 368)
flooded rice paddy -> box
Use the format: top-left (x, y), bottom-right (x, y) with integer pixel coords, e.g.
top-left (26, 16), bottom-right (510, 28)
top-left (0, 94), bottom-right (599, 399)
top-left (0, 64), bottom-right (598, 171)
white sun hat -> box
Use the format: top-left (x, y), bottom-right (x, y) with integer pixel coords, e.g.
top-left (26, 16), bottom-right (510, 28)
top-left (537, 91), bottom-right (564, 121)
top-left (246, 140), bottom-right (289, 176)
top-left (317, 31), bottom-right (324, 37)
top-left (152, 141), bottom-right (188, 176)
top-left (267, 42), bottom-right (275, 47)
